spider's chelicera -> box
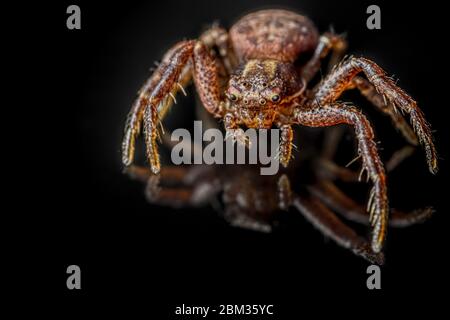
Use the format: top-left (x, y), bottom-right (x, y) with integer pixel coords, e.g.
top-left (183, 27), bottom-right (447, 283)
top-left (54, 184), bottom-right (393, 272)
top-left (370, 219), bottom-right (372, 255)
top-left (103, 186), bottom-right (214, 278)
top-left (122, 9), bottom-right (437, 255)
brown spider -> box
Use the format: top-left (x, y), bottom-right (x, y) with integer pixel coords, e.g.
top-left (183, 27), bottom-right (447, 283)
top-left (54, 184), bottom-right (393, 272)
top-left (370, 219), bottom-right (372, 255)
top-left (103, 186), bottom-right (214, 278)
top-left (122, 9), bottom-right (437, 254)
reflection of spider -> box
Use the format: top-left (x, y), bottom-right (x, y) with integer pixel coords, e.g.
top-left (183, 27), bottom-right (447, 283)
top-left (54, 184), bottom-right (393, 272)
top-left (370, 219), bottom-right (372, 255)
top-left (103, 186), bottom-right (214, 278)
top-left (122, 9), bottom-right (437, 254)
top-left (126, 128), bottom-right (433, 264)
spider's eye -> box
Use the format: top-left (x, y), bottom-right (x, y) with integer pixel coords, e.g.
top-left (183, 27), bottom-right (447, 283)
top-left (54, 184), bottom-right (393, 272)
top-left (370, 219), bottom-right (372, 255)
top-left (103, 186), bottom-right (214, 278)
top-left (271, 94), bottom-right (280, 103)
top-left (229, 94), bottom-right (237, 101)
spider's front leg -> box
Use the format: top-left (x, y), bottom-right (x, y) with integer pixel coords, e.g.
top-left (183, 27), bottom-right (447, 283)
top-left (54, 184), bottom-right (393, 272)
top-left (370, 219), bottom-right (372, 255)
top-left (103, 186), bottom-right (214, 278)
top-left (294, 104), bottom-right (388, 253)
top-left (122, 41), bottom-right (192, 170)
top-left (122, 40), bottom-right (224, 174)
top-left (313, 56), bottom-right (438, 173)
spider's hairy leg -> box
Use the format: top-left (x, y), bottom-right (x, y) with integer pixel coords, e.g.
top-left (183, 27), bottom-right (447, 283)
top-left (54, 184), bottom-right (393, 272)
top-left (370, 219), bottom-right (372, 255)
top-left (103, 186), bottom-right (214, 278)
top-left (309, 180), bottom-right (434, 228)
top-left (122, 40), bottom-right (224, 174)
top-left (301, 31), bottom-right (348, 83)
top-left (292, 194), bottom-right (384, 264)
top-left (349, 76), bottom-right (418, 146)
top-left (294, 104), bottom-right (388, 253)
top-left (313, 56), bottom-right (438, 174)
top-left (200, 24), bottom-right (238, 74)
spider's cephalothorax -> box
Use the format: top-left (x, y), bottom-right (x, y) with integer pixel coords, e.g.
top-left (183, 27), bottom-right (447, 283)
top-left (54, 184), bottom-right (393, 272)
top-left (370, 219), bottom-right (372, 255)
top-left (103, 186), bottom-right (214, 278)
top-left (122, 9), bottom-right (438, 255)
top-left (227, 59), bottom-right (304, 129)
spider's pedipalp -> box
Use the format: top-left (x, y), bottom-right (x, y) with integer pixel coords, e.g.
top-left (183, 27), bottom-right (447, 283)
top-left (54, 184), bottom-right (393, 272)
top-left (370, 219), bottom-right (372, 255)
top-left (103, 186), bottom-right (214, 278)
top-left (279, 124), bottom-right (294, 167)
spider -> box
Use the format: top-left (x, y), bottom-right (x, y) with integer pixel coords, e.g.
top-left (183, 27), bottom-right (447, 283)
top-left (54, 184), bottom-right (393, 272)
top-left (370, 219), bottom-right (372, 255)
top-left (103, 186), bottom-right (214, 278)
top-left (122, 9), bottom-right (437, 254)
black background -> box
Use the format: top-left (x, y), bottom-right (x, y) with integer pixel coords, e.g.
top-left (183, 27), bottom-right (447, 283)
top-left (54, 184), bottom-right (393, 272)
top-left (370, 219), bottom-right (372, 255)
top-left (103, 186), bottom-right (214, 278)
top-left (18, 0), bottom-right (450, 317)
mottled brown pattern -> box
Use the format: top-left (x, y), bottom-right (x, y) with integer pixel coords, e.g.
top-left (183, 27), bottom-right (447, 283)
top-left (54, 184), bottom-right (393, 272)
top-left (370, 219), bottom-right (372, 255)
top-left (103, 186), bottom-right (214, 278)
top-left (122, 9), bottom-right (437, 255)
top-left (193, 42), bottom-right (222, 115)
top-left (230, 9), bottom-right (319, 62)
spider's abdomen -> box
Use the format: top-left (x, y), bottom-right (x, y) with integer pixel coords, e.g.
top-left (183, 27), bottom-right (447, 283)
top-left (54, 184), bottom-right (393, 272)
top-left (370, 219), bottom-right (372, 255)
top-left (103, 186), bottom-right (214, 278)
top-left (230, 9), bottom-right (319, 63)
